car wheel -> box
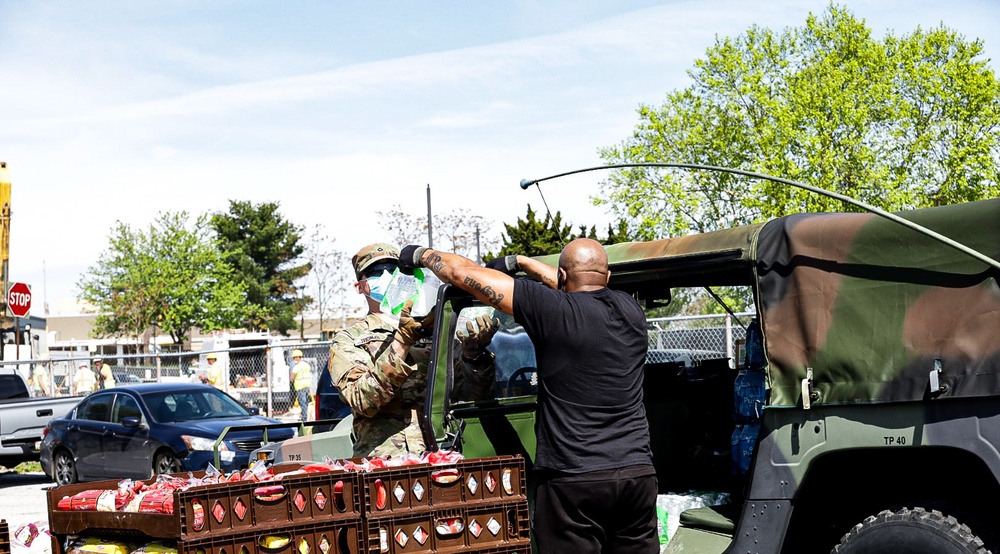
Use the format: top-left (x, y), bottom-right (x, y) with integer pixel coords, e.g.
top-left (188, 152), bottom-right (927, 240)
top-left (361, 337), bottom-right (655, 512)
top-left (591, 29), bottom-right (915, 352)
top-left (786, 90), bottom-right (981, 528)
top-left (833, 507), bottom-right (988, 554)
top-left (153, 451), bottom-right (182, 477)
top-left (53, 449), bottom-right (78, 485)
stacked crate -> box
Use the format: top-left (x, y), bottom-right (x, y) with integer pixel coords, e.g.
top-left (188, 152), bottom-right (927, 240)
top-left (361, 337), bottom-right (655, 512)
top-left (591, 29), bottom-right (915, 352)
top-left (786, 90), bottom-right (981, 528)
top-left (46, 456), bottom-right (531, 554)
top-left (46, 463), bottom-right (364, 554)
top-left (0, 519), bottom-right (9, 554)
top-left (359, 455), bottom-right (530, 554)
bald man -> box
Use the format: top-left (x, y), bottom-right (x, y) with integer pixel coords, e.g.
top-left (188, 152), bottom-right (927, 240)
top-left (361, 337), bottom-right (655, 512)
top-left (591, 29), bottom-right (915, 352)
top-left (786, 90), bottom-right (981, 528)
top-left (399, 239), bottom-right (657, 554)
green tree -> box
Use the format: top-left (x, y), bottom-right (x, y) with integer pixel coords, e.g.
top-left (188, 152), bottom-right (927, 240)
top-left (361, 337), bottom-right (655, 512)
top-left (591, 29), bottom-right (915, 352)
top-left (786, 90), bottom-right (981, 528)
top-left (602, 220), bottom-right (633, 246)
top-left (493, 206), bottom-right (577, 258)
top-left (76, 212), bottom-right (250, 347)
top-left (211, 201), bottom-right (310, 335)
top-left (492, 205), bottom-right (635, 258)
top-left (597, 5), bottom-right (1000, 238)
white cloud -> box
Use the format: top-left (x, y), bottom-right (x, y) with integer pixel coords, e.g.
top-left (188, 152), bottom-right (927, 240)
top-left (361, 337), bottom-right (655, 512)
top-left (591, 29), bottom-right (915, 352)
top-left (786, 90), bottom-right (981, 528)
top-left (1, 0), bottom-right (998, 315)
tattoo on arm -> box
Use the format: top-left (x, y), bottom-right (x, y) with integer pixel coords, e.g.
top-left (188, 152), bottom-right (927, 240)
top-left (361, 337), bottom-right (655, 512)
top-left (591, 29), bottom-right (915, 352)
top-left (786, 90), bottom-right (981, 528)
top-left (427, 253), bottom-right (445, 274)
top-left (463, 277), bottom-right (505, 306)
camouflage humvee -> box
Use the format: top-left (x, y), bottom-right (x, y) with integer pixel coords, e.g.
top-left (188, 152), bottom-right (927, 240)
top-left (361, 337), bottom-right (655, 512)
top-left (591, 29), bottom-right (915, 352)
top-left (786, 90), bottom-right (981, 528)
top-left (419, 197), bottom-right (1000, 553)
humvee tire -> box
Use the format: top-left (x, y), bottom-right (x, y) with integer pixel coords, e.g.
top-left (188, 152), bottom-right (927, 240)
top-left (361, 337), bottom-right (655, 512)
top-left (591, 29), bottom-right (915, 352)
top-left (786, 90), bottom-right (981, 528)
top-left (833, 507), bottom-right (989, 554)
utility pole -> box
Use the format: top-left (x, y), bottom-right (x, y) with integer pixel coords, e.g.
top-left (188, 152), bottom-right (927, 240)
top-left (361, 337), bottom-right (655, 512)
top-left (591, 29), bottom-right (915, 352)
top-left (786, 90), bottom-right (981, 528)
top-left (298, 290), bottom-right (305, 342)
top-left (426, 184), bottom-right (433, 248)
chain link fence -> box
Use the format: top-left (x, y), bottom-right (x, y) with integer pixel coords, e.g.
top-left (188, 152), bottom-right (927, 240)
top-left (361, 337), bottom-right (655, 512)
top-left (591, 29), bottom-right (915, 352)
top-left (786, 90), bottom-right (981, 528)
top-left (1, 341), bottom-right (335, 419)
top-left (3, 313), bottom-right (760, 416)
top-left (646, 313), bottom-right (755, 367)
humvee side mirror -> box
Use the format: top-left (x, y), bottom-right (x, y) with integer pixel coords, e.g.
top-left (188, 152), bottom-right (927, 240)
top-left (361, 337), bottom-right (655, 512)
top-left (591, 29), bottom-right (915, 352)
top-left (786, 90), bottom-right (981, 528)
top-left (645, 290), bottom-right (672, 310)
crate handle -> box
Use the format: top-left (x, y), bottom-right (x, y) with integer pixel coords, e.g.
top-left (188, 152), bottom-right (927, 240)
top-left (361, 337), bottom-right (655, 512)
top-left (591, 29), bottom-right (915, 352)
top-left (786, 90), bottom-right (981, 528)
top-left (430, 468), bottom-right (461, 485)
top-left (190, 499), bottom-right (206, 531)
top-left (507, 507), bottom-right (520, 535)
top-left (258, 533), bottom-right (291, 551)
top-left (502, 468), bottom-right (515, 495)
top-left (253, 485), bottom-right (287, 503)
top-left (373, 479), bottom-right (387, 510)
top-left (435, 516), bottom-right (465, 537)
top-left (333, 481), bottom-right (346, 512)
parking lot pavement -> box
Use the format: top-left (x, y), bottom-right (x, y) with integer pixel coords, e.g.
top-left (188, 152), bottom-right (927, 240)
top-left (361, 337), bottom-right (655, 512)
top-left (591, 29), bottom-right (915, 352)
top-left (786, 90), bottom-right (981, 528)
top-left (274, 407), bottom-right (317, 424)
top-left (276, 410), bottom-right (302, 423)
top-left (0, 470), bottom-right (55, 554)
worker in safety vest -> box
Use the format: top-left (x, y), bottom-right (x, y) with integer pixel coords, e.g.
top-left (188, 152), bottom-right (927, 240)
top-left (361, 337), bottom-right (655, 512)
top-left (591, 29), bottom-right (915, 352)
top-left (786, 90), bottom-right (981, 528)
top-left (290, 349), bottom-right (312, 422)
top-left (75, 363), bottom-right (96, 395)
top-left (204, 353), bottom-right (225, 390)
top-left (95, 358), bottom-right (116, 389)
top-left (33, 364), bottom-right (52, 396)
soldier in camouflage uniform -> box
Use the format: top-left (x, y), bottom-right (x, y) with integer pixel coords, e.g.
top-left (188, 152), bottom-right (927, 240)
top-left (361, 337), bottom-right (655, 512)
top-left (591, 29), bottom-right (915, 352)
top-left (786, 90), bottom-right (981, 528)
top-left (330, 243), bottom-right (498, 457)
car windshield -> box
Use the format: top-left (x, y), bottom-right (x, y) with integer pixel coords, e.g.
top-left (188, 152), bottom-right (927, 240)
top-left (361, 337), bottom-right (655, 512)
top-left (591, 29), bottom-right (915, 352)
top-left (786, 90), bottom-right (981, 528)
top-left (144, 389), bottom-right (250, 422)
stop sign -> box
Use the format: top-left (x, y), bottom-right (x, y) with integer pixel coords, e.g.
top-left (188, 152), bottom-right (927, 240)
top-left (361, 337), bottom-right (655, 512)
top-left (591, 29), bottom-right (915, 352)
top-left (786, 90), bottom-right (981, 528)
top-left (7, 282), bottom-right (31, 317)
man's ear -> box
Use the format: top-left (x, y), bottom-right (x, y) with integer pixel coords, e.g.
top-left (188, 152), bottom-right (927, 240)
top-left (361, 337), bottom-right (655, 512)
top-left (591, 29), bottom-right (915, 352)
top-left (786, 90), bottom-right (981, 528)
top-left (605, 269), bottom-right (611, 285)
top-left (557, 267), bottom-right (567, 291)
top-left (353, 280), bottom-right (365, 294)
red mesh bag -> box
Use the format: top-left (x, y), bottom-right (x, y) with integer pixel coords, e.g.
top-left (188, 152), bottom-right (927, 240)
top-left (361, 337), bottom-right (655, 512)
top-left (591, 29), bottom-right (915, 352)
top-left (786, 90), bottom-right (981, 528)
top-left (57, 490), bottom-right (105, 511)
top-left (137, 490), bottom-right (175, 514)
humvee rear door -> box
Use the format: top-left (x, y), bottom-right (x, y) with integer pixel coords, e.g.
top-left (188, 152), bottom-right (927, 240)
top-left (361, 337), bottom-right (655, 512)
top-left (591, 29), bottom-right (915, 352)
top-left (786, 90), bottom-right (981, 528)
top-left (423, 285), bottom-right (538, 465)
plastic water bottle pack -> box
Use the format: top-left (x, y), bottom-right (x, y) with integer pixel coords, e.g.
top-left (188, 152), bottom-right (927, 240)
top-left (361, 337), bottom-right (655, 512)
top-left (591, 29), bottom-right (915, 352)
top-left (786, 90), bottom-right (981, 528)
top-left (380, 268), bottom-right (443, 317)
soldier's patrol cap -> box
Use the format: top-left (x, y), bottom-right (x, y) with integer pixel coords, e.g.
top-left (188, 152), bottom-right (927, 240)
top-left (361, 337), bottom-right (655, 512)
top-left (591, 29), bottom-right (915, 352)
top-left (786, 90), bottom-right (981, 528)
top-left (352, 243), bottom-right (399, 278)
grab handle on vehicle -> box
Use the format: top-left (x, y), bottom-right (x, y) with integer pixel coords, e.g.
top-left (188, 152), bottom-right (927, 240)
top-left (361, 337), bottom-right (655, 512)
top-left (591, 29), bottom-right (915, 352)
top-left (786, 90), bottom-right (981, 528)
top-left (801, 368), bottom-right (815, 410)
top-left (440, 417), bottom-right (466, 451)
top-left (929, 358), bottom-right (947, 397)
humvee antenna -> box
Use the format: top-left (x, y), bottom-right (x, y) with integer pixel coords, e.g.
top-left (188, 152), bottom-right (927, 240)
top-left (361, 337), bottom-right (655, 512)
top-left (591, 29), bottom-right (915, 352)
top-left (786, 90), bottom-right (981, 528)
top-left (519, 178), bottom-right (552, 218)
top-left (520, 163), bottom-right (1000, 272)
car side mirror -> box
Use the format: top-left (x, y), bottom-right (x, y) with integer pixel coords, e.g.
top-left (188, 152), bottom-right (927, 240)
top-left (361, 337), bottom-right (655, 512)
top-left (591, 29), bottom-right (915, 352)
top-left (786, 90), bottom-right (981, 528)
top-left (121, 416), bottom-right (141, 428)
top-left (246, 406), bottom-right (261, 416)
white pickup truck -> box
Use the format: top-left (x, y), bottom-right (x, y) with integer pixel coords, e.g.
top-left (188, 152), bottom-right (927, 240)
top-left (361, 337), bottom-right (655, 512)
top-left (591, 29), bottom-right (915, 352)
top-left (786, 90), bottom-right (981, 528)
top-left (0, 367), bottom-right (81, 467)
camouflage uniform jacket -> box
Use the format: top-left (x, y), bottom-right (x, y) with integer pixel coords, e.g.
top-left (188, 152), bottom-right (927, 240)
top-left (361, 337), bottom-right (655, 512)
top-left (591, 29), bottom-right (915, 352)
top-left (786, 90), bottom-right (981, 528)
top-left (330, 313), bottom-right (495, 458)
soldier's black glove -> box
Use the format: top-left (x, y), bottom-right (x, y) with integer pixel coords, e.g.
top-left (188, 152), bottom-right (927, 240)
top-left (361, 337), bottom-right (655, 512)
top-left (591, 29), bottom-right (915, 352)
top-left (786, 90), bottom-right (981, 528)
top-left (485, 255), bottom-right (520, 275)
top-left (398, 245), bottom-right (428, 275)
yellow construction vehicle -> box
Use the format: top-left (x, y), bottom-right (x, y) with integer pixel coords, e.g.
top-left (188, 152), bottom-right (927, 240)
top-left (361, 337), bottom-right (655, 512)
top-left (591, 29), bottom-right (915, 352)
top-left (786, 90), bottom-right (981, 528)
top-left (0, 162), bottom-right (44, 362)
top-left (0, 161), bottom-right (10, 314)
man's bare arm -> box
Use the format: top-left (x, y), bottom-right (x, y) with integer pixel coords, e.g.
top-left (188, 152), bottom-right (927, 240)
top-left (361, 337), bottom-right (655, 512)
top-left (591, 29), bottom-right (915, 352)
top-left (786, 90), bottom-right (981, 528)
top-left (419, 249), bottom-right (516, 315)
top-left (515, 255), bottom-right (559, 290)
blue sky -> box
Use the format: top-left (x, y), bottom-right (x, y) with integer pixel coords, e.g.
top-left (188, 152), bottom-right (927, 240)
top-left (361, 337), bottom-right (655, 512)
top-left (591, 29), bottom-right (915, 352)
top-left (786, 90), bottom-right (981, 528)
top-left (1, 0), bottom-right (998, 317)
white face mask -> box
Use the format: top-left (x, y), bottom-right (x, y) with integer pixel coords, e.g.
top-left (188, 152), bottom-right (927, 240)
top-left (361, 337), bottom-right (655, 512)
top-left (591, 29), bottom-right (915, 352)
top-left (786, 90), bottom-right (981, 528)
top-left (366, 270), bottom-right (393, 302)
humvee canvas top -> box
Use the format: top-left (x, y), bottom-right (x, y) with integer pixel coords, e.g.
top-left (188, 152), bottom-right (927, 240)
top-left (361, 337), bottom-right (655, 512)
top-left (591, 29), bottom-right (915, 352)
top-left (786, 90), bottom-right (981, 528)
top-left (538, 198), bottom-right (1000, 408)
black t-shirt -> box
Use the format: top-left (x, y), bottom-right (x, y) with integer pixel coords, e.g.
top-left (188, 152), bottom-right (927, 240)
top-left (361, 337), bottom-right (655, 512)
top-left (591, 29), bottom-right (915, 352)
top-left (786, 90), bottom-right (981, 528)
top-left (513, 279), bottom-right (653, 474)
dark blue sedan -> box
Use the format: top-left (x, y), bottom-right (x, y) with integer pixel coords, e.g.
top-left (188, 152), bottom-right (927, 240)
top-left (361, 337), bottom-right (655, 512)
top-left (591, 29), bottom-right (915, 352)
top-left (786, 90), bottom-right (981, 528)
top-left (39, 383), bottom-right (295, 485)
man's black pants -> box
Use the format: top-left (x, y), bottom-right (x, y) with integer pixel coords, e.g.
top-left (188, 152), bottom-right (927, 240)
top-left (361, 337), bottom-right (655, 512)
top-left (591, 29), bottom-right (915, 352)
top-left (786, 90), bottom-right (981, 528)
top-left (534, 465), bottom-right (658, 553)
